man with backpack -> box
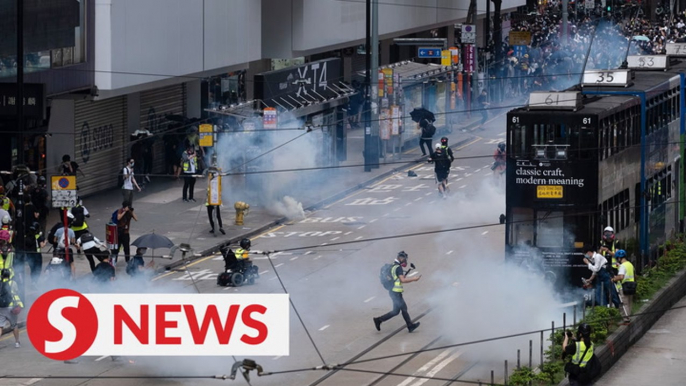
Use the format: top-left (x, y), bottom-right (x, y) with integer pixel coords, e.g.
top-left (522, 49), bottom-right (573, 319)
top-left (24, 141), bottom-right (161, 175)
top-left (0, 268), bottom-right (23, 348)
top-left (77, 231), bottom-right (108, 273)
top-left (429, 143), bottom-right (452, 198)
top-left (69, 200), bottom-right (90, 239)
top-left (418, 119), bottom-right (436, 156)
top-left (373, 251), bottom-right (421, 333)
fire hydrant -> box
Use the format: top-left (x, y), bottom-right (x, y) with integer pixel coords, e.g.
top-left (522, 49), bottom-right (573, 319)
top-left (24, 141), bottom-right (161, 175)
top-left (234, 201), bottom-right (250, 226)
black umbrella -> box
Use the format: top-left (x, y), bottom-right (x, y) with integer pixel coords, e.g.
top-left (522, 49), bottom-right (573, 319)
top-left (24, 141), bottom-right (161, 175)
top-left (131, 232), bottom-right (174, 259)
top-left (410, 108), bottom-right (435, 123)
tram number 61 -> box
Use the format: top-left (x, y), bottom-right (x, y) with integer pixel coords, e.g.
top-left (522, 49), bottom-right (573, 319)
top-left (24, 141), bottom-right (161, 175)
top-left (512, 117), bottom-right (520, 123)
top-left (582, 117), bottom-right (592, 125)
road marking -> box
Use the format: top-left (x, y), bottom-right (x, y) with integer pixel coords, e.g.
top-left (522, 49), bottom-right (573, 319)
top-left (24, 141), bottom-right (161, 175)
top-left (409, 352), bottom-right (463, 386)
top-left (24, 379), bottom-right (43, 386)
top-left (344, 231), bottom-right (353, 235)
top-left (290, 256), bottom-right (299, 261)
top-left (465, 173), bottom-right (472, 177)
top-left (275, 263), bottom-right (284, 268)
top-left (425, 192), bottom-right (432, 196)
top-left (153, 225), bottom-right (286, 281)
top-left (321, 243), bottom-right (329, 246)
top-left (95, 356), bottom-right (109, 362)
top-left (481, 231), bottom-right (489, 235)
top-left (305, 251), bottom-right (314, 255)
top-left (429, 200), bottom-right (436, 204)
top-left (273, 356), bottom-right (282, 360)
top-left (269, 277), bottom-right (278, 281)
top-left (405, 202), bottom-right (412, 207)
top-left (397, 349), bottom-right (454, 386)
top-left (355, 236), bottom-right (363, 240)
top-left (370, 219), bottom-right (378, 223)
top-left (455, 178), bottom-right (463, 181)
top-left (382, 213), bottom-right (390, 217)
top-left (260, 270), bottom-right (269, 275)
top-left (364, 296), bottom-right (375, 303)
top-left (446, 250), bottom-right (453, 255)
top-left (319, 325), bottom-right (330, 331)
top-left (358, 225), bottom-right (366, 229)
top-left (223, 287), bottom-right (231, 290)
top-left (314, 256), bottom-right (322, 260)
top-left (414, 197), bottom-right (422, 201)
top-left (459, 185), bottom-right (467, 189)
top-left (393, 207), bottom-right (401, 211)
top-left (331, 237), bottom-right (340, 241)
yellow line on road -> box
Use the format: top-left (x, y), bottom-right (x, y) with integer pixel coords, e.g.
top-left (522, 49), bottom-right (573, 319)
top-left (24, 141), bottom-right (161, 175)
top-left (153, 225), bottom-right (287, 281)
top-left (0, 327), bottom-right (25, 341)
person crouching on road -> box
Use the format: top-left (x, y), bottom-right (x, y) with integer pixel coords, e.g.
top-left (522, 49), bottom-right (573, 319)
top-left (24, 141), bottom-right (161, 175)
top-left (373, 251), bottom-right (421, 333)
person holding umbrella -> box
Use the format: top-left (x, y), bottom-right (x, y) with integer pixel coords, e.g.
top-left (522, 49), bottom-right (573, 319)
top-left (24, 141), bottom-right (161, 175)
top-left (131, 231), bottom-right (174, 263)
top-left (410, 108), bottom-right (436, 156)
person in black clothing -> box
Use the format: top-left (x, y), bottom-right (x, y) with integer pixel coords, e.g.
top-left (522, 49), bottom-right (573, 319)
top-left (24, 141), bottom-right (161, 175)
top-left (373, 251), bottom-right (421, 333)
top-left (439, 137), bottom-right (455, 162)
top-left (418, 119), bottom-right (435, 156)
top-left (477, 89), bottom-right (490, 127)
top-left (92, 255), bottom-right (115, 284)
top-left (30, 176), bottom-right (49, 232)
top-left (24, 220), bottom-right (45, 285)
top-left (429, 143), bottom-right (451, 198)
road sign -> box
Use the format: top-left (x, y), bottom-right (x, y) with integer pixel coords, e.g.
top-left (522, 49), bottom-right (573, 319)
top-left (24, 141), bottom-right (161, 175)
top-left (418, 48), bottom-right (442, 58)
top-left (509, 31), bottom-right (531, 46)
top-left (461, 24), bottom-right (476, 44)
top-left (51, 176), bottom-right (77, 208)
top-left (199, 124), bottom-right (214, 147)
top-left (463, 44), bottom-right (476, 73)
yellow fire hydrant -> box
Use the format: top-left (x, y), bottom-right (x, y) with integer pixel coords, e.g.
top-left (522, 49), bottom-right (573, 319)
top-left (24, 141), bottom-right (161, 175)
top-left (234, 201), bottom-right (250, 226)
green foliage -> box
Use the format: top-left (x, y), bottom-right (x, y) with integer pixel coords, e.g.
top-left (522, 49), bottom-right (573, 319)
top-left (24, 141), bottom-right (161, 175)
top-left (583, 306), bottom-right (621, 344)
top-left (509, 366), bottom-right (537, 386)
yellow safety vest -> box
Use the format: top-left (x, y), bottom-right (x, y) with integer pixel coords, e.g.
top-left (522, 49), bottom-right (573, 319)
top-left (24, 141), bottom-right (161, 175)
top-left (0, 252), bottom-right (14, 279)
top-left (235, 248), bottom-right (249, 260)
top-left (601, 239), bottom-right (618, 269)
top-left (182, 157), bottom-right (196, 173)
top-left (0, 278), bottom-right (23, 308)
top-left (391, 264), bottom-right (403, 293)
top-left (621, 261), bottom-right (635, 283)
top-left (572, 341), bottom-right (594, 368)
top-left (70, 206), bottom-right (89, 232)
top-left (34, 233), bottom-right (42, 252)
top-left (0, 197), bottom-right (10, 211)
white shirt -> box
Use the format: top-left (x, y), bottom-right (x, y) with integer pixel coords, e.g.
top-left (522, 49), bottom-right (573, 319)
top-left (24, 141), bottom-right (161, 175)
top-left (122, 166), bottom-right (134, 190)
top-left (78, 235), bottom-right (101, 250)
top-left (587, 252), bottom-right (607, 273)
top-left (617, 264), bottom-right (627, 277)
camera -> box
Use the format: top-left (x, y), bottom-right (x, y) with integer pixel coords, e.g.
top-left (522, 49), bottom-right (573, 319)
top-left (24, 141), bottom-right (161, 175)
top-left (566, 330), bottom-right (573, 338)
top-left (1, 268), bottom-right (9, 279)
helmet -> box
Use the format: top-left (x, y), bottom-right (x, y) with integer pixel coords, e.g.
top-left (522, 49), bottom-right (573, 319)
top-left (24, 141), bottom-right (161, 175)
top-left (239, 238), bottom-right (251, 250)
top-left (435, 143), bottom-right (442, 149)
top-left (37, 175), bottom-right (46, 185)
top-left (615, 249), bottom-right (627, 259)
top-left (0, 230), bottom-right (10, 242)
top-left (1, 215), bottom-right (10, 225)
top-left (498, 142), bottom-right (505, 151)
top-left (577, 323), bottom-right (592, 338)
top-left (397, 251), bottom-right (408, 260)
top-left (29, 221), bottom-right (40, 234)
top-left (604, 226), bottom-right (614, 233)
top-left (440, 137), bottom-right (448, 145)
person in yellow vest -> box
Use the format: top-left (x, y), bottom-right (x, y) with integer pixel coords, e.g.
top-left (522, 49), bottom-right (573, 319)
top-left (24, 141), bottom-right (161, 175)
top-left (0, 186), bottom-right (15, 219)
top-left (235, 238), bottom-right (251, 262)
top-left (373, 251), bottom-right (421, 333)
top-left (69, 200), bottom-right (90, 239)
top-left (181, 147), bottom-right (198, 202)
top-left (0, 230), bottom-right (15, 280)
top-left (0, 268), bottom-right (24, 348)
top-left (600, 226), bottom-right (619, 274)
top-left (563, 323), bottom-right (595, 386)
top-left (206, 182), bottom-right (224, 235)
top-left (612, 249), bottom-right (635, 324)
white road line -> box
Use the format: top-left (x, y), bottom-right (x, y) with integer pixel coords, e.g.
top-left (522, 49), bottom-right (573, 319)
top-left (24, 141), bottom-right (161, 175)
top-left (396, 350), bottom-right (454, 386)
top-left (405, 202), bottom-right (412, 207)
top-left (364, 296), bottom-right (375, 303)
top-left (260, 270), bottom-right (269, 275)
top-left (319, 325), bottom-right (330, 331)
top-left (314, 256), bottom-right (322, 260)
top-left (370, 219), bottom-right (378, 223)
top-left (409, 352), bottom-right (463, 386)
top-left (290, 256), bottom-right (299, 261)
top-left (331, 237), bottom-right (340, 241)
top-left (344, 231), bottom-right (353, 235)
top-left (446, 250), bottom-right (454, 255)
top-left (383, 213), bottom-right (390, 217)
top-left (305, 251), bottom-right (314, 255)
top-left (223, 287), bottom-right (231, 290)
top-left (358, 225), bottom-right (366, 229)
top-left (481, 231), bottom-right (489, 235)
top-left (459, 185), bottom-right (467, 189)
top-left (455, 178), bottom-right (463, 181)
top-left (393, 207), bottom-right (401, 211)
top-left (273, 356), bottom-right (282, 360)
top-left (321, 243), bottom-right (329, 246)
top-left (95, 356), bottom-right (109, 362)
top-left (414, 197), bottom-right (422, 201)
top-left (275, 263), bottom-right (284, 268)
top-left (425, 192), bottom-right (432, 196)
top-left (429, 200), bottom-right (436, 204)
top-left (24, 379), bottom-right (44, 385)
top-left (465, 173), bottom-right (472, 177)
top-left (269, 276), bottom-right (278, 281)
top-left (355, 236), bottom-right (363, 240)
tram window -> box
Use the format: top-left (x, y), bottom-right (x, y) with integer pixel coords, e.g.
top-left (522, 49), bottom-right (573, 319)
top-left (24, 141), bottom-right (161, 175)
top-left (511, 124), bottom-right (528, 158)
top-left (509, 207), bottom-right (534, 246)
top-left (536, 211), bottom-right (564, 248)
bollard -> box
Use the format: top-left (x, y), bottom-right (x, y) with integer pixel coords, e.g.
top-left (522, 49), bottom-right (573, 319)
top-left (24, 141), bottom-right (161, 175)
top-left (491, 370), bottom-right (495, 386)
top-left (504, 360), bottom-right (508, 385)
top-left (574, 304), bottom-right (577, 325)
top-left (563, 312), bottom-right (566, 333)
top-left (517, 349), bottom-right (521, 369)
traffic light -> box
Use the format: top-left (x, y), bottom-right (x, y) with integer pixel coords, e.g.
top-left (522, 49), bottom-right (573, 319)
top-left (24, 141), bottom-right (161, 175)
top-left (607, 5), bottom-right (611, 11)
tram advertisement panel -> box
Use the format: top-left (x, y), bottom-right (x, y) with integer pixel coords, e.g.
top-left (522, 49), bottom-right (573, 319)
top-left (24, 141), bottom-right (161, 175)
top-left (505, 158), bottom-right (598, 207)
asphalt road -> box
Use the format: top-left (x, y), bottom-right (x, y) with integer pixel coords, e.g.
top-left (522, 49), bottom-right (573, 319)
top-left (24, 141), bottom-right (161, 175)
top-left (0, 113), bottom-right (543, 386)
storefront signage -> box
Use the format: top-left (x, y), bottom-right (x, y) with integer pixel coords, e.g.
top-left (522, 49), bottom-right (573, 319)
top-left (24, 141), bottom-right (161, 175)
top-left (263, 107), bottom-right (277, 129)
top-left (536, 185), bottom-right (563, 199)
top-left (0, 83), bottom-right (45, 117)
top-left (199, 124), bottom-right (214, 147)
top-left (509, 31), bottom-right (532, 46)
top-left (254, 58), bottom-right (341, 102)
top-left (463, 45), bottom-right (476, 73)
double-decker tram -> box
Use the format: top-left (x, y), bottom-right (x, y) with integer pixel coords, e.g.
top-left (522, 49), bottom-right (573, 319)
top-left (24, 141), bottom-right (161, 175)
top-left (505, 50), bottom-right (686, 288)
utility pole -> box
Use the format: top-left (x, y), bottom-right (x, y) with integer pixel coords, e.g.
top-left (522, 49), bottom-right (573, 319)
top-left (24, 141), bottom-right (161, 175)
top-left (17, 0), bottom-right (24, 167)
top-left (562, 0), bottom-right (569, 46)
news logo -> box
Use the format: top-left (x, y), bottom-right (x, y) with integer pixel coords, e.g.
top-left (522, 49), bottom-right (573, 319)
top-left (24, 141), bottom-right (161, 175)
top-left (27, 289), bottom-right (289, 361)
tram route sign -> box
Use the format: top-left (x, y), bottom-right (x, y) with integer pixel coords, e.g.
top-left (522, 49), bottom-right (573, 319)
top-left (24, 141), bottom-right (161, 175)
top-left (666, 43), bottom-right (686, 56)
top-left (528, 91), bottom-right (582, 111)
top-left (581, 69), bottom-right (632, 87)
top-left (626, 55), bottom-right (669, 70)
top-left (51, 176), bottom-right (77, 208)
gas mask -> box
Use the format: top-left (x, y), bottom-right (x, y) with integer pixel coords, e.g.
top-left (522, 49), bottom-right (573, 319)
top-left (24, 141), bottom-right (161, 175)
top-left (399, 260), bottom-right (408, 268)
top-left (603, 231), bottom-right (614, 241)
top-left (585, 253), bottom-right (595, 264)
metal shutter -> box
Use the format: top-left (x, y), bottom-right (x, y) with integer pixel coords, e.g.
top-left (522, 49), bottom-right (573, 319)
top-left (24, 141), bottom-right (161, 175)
top-left (74, 97), bottom-right (127, 197)
top-left (139, 84), bottom-right (187, 174)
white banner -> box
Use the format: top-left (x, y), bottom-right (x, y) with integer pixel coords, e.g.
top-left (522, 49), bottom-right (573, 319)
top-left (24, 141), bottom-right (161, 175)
top-left (27, 290), bottom-right (289, 360)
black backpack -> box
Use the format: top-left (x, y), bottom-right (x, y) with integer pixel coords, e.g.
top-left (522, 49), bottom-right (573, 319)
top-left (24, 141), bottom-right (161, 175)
top-left (79, 232), bottom-right (95, 244)
top-left (0, 280), bottom-right (12, 308)
top-left (426, 124), bottom-right (436, 137)
top-left (577, 353), bottom-right (602, 383)
top-left (379, 263), bottom-right (398, 291)
top-left (71, 206), bottom-right (85, 228)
